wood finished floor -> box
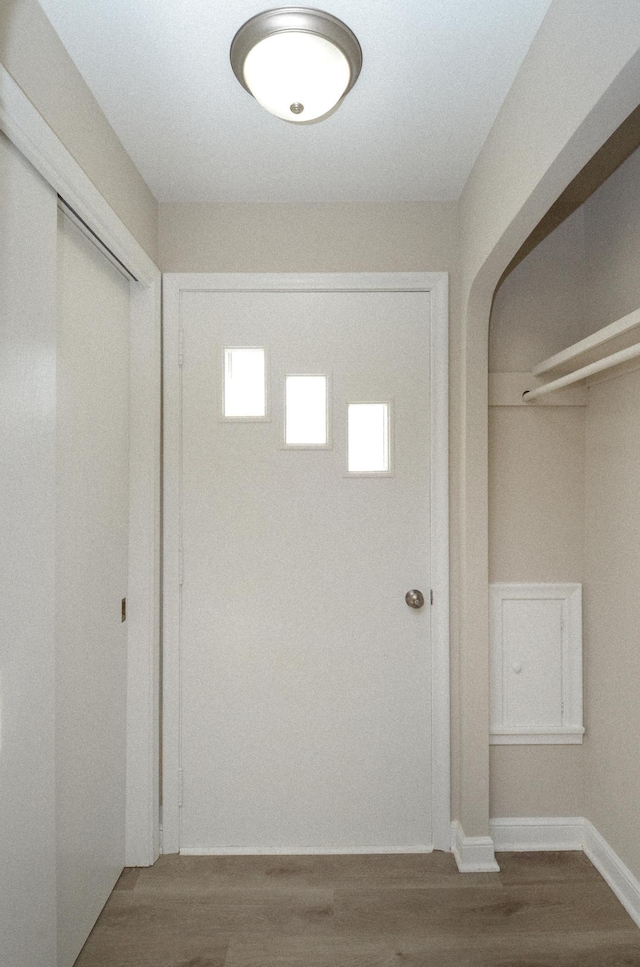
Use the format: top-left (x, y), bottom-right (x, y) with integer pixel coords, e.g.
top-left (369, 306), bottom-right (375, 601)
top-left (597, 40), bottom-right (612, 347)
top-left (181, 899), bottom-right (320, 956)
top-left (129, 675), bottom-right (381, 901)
top-left (74, 852), bottom-right (640, 967)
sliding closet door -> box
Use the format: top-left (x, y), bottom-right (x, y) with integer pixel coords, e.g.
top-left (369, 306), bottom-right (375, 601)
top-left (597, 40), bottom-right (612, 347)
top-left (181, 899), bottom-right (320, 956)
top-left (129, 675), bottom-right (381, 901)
top-left (55, 209), bottom-right (130, 967)
top-left (0, 130), bottom-right (58, 967)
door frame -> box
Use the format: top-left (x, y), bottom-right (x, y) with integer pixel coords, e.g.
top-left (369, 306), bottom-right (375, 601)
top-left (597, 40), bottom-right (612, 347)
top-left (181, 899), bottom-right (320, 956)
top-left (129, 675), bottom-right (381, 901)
top-left (0, 64), bottom-right (162, 866)
top-left (163, 272), bottom-right (450, 852)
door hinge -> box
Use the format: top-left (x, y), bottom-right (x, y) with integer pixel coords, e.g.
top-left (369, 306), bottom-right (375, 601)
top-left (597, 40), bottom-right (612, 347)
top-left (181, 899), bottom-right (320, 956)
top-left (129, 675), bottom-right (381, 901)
top-left (430, 589), bottom-right (434, 606)
top-left (178, 767), bottom-right (184, 808)
top-left (178, 329), bottom-right (184, 367)
top-left (178, 544), bottom-right (184, 586)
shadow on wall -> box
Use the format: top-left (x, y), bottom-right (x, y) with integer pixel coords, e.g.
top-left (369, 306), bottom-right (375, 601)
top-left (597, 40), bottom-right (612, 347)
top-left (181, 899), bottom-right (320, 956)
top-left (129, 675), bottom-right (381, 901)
top-left (0, 0), bottom-right (18, 69)
top-left (1, 0), bottom-right (18, 287)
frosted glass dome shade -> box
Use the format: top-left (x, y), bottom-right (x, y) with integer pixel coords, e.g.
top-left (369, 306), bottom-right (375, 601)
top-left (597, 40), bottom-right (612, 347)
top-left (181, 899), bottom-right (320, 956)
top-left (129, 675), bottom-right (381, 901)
top-left (243, 31), bottom-right (351, 122)
top-left (230, 9), bottom-right (362, 124)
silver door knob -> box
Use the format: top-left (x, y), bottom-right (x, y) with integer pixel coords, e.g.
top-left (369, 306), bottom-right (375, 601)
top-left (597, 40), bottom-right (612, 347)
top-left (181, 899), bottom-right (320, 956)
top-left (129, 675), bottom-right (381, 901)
top-left (405, 589), bottom-right (425, 609)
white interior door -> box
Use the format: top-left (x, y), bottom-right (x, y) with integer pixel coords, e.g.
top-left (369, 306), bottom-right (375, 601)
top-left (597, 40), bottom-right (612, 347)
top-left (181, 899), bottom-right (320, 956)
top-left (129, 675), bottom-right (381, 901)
top-left (168, 278), bottom-right (447, 852)
top-left (56, 209), bottom-right (130, 965)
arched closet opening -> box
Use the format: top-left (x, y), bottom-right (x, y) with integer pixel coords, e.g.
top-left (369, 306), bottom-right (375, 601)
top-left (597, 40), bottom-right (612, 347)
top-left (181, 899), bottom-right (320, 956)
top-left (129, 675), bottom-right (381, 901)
top-left (488, 110), bottom-right (640, 879)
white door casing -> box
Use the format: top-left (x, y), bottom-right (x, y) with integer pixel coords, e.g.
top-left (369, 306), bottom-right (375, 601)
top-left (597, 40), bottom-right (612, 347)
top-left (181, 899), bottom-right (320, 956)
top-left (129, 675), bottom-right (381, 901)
top-left (163, 273), bottom-right (450, 853)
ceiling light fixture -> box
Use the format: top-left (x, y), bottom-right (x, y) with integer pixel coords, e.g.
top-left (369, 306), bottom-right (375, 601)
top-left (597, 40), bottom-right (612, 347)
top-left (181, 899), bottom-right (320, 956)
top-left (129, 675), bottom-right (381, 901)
top-left (230, 7), bottom-right (362, 123)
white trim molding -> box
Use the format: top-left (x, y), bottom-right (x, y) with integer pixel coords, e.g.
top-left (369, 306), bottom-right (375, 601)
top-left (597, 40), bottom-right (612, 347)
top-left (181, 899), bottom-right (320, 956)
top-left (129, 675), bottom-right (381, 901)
top-left (0, 63), bottom-right (161, 866)
top-left (490, 727), bottom-right (585, 746)
top-left (584, 820), bottom-right (640, 931)
top-left (451, 821), bottom-right (500, 873)
top-left (181, 844), bottom-right (434, 856)
top-left (491, 816), bottom-right (585, 852)
top-left (491, 817), bottom-right (640, 930)
top-left (162, 272), bottom-right (450, 855)
top-left (0, 65), bottom-right (157, 286)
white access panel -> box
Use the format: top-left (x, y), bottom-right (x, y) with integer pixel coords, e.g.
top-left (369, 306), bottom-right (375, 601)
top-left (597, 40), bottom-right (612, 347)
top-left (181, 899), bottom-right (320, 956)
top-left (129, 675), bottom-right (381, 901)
top-left (490, 583), bottom-right (584, 744)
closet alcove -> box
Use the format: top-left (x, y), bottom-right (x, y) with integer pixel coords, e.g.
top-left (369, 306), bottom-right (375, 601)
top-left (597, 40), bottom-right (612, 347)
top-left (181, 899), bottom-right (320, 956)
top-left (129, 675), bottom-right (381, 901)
top-left (487, 107), bottom-right (640, 885)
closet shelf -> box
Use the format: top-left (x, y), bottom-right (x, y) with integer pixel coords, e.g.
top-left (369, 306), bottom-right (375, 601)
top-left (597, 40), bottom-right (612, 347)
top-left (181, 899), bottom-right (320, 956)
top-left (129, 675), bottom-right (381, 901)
top-left (523, 306), bottom-right (640, 403)
top-left (532, 306), bottom-right (640, 376)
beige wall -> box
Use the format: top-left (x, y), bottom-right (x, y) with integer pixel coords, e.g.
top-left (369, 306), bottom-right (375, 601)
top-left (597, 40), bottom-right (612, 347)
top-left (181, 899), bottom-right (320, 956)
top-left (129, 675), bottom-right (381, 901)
top-left (0, 0), bottom-right (158, 261)
top-left (489, 210), bottom-right (588, 374)
top-left (489, 406), bottom-right (585, 585)
top-left (490, 746), bottom-right (585, 818)
top-left (581, 145), bottom-right (640, 882)
top-left (584, 146), bottom-right (640, 329)
top-left (583, 369), bottom-right (640, 879)
top-left (158, 201), bottom-right (458, 275)
top-left (459, 0), bottom-right (640, 299)
top-left (488, 209), bottom-right (589, 819)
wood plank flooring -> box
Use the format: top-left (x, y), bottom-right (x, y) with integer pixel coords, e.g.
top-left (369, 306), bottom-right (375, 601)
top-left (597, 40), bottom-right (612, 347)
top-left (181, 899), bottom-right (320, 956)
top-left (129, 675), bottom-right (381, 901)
top-left (74, 852), bottom-right (640, 967)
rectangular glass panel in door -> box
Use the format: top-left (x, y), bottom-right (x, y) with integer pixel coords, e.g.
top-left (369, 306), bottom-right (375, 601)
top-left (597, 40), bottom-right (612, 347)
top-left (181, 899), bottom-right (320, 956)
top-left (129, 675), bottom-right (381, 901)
top-left (285, 375), bottom-right (328, 446)
top-left (179, 289), bottom-right (431, 850)
top-left (347, 402), bottom-right (390, 472)
top-left (223, 347), bottom-right (266, 418)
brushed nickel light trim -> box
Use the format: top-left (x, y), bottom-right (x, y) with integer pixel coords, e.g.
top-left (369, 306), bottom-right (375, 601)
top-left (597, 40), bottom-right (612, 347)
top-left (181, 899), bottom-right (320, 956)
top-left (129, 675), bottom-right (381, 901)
top-left (230, 7), bottom-right (362, 121)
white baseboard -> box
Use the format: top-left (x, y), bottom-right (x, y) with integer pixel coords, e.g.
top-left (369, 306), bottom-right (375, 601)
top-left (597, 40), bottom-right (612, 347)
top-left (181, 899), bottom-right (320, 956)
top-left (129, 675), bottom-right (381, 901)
top-left (491, 816), bottom-right (585, 851)
top-left (179, 844), bottom-right (434, 856)
top-left (177, 816), bottom-right (640, 930)
top-left (583, 820), bottom-right (640, 930)
top-left (490, 816), bottom-right (640, 930)
top-left (451, 821), bottom-right (500, 873)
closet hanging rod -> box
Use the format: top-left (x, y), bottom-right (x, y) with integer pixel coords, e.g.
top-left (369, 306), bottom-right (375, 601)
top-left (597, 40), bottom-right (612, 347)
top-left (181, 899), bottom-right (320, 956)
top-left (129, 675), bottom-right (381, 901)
top-left (523, 341), bottom-right (640, 401)
top-left (532, 306), bottom-right (640, 376)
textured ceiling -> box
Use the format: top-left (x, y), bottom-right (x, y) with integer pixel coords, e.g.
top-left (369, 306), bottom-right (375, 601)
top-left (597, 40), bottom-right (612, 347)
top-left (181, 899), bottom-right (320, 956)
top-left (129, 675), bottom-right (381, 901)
top-left (37, 0), bottom-right (553, 203)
